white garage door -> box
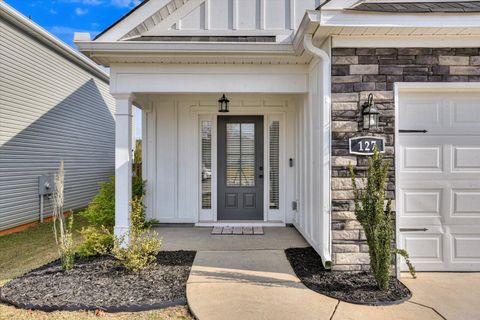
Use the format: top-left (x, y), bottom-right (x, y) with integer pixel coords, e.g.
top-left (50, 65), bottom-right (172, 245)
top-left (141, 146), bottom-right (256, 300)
top-left (398, 90), bottom-right (480, 271)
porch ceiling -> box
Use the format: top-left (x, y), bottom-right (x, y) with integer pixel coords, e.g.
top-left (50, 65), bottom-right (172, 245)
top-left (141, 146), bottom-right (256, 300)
top-left (76, 40), bottom-right (314, 66)
top-left (88, 52), bottom-right (313, 66)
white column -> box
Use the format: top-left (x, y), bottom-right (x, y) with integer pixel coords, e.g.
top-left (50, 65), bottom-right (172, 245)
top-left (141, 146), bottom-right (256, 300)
top-left (114, 94), bottom-right (134, 242)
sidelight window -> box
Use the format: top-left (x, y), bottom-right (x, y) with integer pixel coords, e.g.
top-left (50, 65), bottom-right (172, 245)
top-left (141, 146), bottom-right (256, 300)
top-left (201, 120), bottom-right (212, 209)
top-left (269, 121), bottom-right (280, 209)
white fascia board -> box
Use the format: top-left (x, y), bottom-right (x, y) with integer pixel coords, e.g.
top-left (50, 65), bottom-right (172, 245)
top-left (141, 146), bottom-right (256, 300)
top-left (95, 0), bottom-right (172, 41)
top-left (332, 35), bottom-right (480, 48)
top-left (0, 1), bottom-right (109, 82)
top-left (320, 9), bottom-right (480, 28)
top-left (76, 41), bottom-right (297, 55)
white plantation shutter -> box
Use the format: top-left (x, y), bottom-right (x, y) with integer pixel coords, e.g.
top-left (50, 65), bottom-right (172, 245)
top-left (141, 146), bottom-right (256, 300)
top-left (269, 121), bottom-right (280, 209)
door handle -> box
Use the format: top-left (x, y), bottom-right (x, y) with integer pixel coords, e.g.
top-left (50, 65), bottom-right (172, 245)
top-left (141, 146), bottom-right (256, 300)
top-left (399, 228), bottom-right (428, 232)
top-left (399, 130), bottom-right (428, 133)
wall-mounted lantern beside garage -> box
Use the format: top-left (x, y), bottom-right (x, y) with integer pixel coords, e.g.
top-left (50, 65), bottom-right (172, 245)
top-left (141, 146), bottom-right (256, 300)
top-left (362, 93), bottom-right (379, 130)
top-left (218, 94), bottom-right (230, 113)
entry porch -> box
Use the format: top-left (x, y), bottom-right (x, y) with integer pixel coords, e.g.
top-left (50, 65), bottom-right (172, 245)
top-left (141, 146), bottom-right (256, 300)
top-left (112, 58), bottom-right (332, 268)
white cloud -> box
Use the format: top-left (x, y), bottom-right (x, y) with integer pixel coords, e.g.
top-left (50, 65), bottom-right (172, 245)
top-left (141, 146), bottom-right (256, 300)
top-left (75, 7), bottom-right (89, 15)
top-left (49, 8), bottom-right (58, 14)
top-left (110, 0), bottom-right (141, 8)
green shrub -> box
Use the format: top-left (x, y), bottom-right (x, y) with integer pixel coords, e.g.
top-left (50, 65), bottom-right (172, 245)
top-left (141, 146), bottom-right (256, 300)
top-left (112, 230), bottom-right (161, 272)
top-left (81, 176), bottom-right (146, 230)
top-left (113, 198), bottom-right (161, 272)
top-left (350, 148), bottom-right (416, 289)
top-left (77, 226), bottom-right (114, 257)
top-left (144, 219), bottom-right (160, 229)
top-left (349, 147), bottom-right (394, 291)
top-left (130, 196), bottom-right (146, 234)
top-left (395, 248), bottom-right (417, 279)
top-left (81, 177), bottom-right (116, 229)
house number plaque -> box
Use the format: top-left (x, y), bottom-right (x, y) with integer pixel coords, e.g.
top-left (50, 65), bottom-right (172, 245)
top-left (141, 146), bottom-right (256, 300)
top-left (349, 136), bottom-right (385, 155)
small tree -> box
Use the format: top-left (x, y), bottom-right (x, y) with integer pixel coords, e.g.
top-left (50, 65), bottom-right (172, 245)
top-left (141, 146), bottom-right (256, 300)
top-left (52, 161), bottom-right (75, 270)
top-left (350, 148), bottom-right (416, 290)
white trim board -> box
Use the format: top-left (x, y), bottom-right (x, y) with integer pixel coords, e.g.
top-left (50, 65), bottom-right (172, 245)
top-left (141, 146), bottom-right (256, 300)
top-left (195, 221), bottom-right (286, 227)
top-left (332, 35), bottom-right (480, 48)
top-left (195, 104), bottom-right (292, 224)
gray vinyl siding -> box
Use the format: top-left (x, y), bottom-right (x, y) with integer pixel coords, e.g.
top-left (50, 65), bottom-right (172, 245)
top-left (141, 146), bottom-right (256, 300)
top-left (0, 18), bottom-right (115, 230)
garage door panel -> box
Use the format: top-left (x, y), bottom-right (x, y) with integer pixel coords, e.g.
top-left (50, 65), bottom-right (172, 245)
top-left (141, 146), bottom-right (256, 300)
top-left (401, 146), bottom-right (442, 171)
top-left (451, 234), bottom-right (480, 261)
top-left (452, 190), bottom-right (480, 217)
top-left (402, 189), bottom-right (441, 217)
top-left (402, 232), bottom-right (443, 262)
top-left (399, 90), bottom-right (480, 271)
top-left (451, 99), bottom-right (480, 129)
top-left (399, 98), bottom-right (442, 131)
top-left (453, 147), bottom-right (480, 171)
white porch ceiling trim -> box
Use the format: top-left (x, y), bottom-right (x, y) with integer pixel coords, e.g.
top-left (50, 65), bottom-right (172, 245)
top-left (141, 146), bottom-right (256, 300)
top-left (110, 64), bottom-right (309, 94)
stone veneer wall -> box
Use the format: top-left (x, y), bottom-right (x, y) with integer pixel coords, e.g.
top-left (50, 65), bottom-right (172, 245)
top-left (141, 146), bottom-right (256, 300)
top-left (330, 47), bottom-right (480, 271)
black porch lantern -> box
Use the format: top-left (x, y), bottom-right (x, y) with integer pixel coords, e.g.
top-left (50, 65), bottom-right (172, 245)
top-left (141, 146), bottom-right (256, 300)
top-left (218, 94), bottom-right (230, 113)
top-left (362, 93), bottom-right (379, 130)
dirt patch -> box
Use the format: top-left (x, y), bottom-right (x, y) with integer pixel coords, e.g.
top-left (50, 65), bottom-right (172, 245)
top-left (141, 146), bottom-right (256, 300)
top-left (285, 247), bottom-right (411, 306)
top-left (0, 251), bottom-right (196, 312)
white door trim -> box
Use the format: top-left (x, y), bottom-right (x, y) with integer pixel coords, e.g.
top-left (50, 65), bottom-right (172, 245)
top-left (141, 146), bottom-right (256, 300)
top-left (194, 99), bottom-right (292, 224)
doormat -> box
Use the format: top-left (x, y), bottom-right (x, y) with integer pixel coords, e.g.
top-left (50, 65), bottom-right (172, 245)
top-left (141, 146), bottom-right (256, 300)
top-left (211, 226), bottom-right (264, 235)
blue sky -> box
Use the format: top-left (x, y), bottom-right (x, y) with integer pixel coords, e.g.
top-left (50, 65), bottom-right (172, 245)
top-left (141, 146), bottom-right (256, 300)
top-left (5, 0), bottom-right (143, 138)
top-left (5, 0), bottom-right (142, 46)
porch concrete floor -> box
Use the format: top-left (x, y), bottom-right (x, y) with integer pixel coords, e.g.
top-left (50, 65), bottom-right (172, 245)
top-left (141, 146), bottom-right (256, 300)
top-left (155, 226), bottom-right (309, 251)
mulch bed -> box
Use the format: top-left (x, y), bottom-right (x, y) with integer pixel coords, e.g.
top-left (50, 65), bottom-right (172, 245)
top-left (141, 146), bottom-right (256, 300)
top-left (0, 251), bottom-right (196, 312)
top-left (285, 247), bottom-right (411, 306)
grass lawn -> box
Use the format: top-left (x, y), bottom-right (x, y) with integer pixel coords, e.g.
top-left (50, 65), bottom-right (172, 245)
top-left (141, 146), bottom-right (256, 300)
top-left (0, 215), bottom-right (192, 320)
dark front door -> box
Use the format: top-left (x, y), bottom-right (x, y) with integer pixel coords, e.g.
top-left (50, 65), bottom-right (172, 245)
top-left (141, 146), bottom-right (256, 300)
top-left (218, 116), bottom-right (264, 220)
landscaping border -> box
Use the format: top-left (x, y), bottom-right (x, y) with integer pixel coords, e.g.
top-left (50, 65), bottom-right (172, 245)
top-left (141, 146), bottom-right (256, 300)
top-left (285, 247), bottom-right (412, 306)
top-left (0, 294), bottom-right (186, 313)
top-left (0, 251), bottom-right (196, 313)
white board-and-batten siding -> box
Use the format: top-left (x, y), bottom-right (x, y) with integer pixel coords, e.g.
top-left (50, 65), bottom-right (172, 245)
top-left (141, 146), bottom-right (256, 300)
top-left (142, 95), bottom-right (297, 223)
top-left (166, 0), bottom-right (319, 38)
top-left (0, 17), bottom-right (115, 231)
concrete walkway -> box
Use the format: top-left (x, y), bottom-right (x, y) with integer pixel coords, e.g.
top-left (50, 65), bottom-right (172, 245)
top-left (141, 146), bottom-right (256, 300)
top-left (155, 227), bottom-right (478, 320)
top-left (187, 250), bottom-right (338, 320)
top-left (187, 249), bottom-right (479, 320)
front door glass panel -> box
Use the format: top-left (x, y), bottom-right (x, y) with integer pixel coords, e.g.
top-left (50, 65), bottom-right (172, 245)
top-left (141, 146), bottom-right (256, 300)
top-left (226, 123), bottom-right (255, 187)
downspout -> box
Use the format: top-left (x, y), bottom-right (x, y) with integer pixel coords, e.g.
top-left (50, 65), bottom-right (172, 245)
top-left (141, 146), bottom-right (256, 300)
top-left (303, 33), bottom-right (333, 269)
